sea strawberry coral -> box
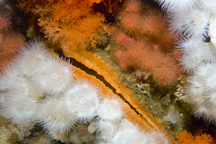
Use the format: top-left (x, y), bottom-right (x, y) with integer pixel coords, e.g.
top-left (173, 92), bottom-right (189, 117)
top-left (0, 21), bottom-right (25, 73)
top-left (112, 32), bottom-right (180, 86)
top-left (110, 0), bottom-right (180, 86)
top-left (0, 15), bottom-right (8, 30)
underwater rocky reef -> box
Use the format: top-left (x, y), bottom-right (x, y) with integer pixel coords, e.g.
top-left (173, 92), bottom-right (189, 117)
top-left (1, 0), bottom-right (216, 144)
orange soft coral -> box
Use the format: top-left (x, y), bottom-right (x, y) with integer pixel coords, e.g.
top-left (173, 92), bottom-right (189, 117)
top-left (176, 130), bottom-right (213, 144)
top-left (17, 0), bottom-right (105, 54)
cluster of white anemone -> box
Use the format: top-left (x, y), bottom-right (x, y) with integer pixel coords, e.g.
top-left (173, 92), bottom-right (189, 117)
top-left (0, 40), bottom-right (171, 143)
top-left (154, 0), bottom-right (216, 123)
top-left (89, 118), bottom-right (171, 144)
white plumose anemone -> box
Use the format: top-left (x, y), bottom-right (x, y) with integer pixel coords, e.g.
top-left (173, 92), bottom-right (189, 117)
top-left (96, 120), bottom-right (118, 141)
top-left (0, 66), bottom-right (41, 124)
top-left (186, 76), bottom-right (205, 97)
top-left (197, 0), bottom-right (216, 12)
top-left (155, 0), bottom-right (195, 13)
top-left (13, 40), bottom-right (74, 95)
top-left (14, 40), bottom-right (54, 77)
top-left (183, 8), bottom-right (210, 40)
top-left (107, 118), bottom-right (171, 144)
top-left (148, 129), bottom-right (172, 144)
top-left (37, 97), bottom-right (78, 135)
top-left (209, 15), bottom-right (216, 48)
top-left (185, 62), bottom-right (216, 123)
top-left (31, 56), bottom-right (74, 95)
top-left (97, 97), bottom-right (123, 121)
top-left (166, 11), bottom-right (187, 36)
top-left (108, 119), bottom-right (140, 144)
top-left (177, 38), bottom-right (216, 71)
top-left (64, 81), bottom-right (100, 121)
